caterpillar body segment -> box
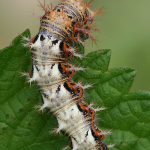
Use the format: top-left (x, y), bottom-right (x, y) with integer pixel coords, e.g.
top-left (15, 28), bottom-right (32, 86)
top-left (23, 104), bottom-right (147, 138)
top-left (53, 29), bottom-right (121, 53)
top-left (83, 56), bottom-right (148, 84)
top-left (24, 0), bottom-right (111, 149)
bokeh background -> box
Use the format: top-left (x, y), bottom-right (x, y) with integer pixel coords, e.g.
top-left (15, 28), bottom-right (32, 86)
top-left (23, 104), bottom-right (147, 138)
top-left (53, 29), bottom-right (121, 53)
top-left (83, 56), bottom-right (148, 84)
top-left (0, 0), bottom-right (150, 92)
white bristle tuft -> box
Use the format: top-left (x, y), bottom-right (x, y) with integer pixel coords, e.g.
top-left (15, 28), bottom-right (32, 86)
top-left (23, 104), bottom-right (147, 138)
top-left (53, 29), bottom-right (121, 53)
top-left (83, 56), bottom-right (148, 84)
top-left (68, 47), bottom-right (75, 52)
top-left (39, 105), bottom-right (46, 111)
top-left (33, 105), bottom-right (46, 112)
top-left (89, 102), bottom-right (95, 107)
top-left (50, 128), bottom-right (61, 134)
top-left (23, 43), bottom-right (30, 47)
top-left (74, 53), bottom-right (83, 59)
top-left (33, 105), bottom-right (41, 109)
top-left (100, 130), bottom-right (112, 135)
top-left (75, 67), bottom-right (85, 71)
top-left (76, 81), bottom-right (83, 87)
top-left (94, 107), bottom-right (107, 112)
top-left (22, 36), bottom-right (31, 42)
top-left (19, 72), bottom-right (30, 77)
top-left (108, 143), bottom-right (115, 148)
top-left (82, 84), bottom-right (92, 89)
top-left (62, 146), bottom-right (70, 150)
top-left (27, 78), bottom-right (34, 84)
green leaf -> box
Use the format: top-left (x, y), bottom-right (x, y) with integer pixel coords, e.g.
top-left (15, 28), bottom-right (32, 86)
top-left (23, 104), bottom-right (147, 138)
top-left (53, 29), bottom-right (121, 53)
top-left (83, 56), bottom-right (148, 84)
top-left (0, 30), bottom-right (68, 150)
top-left (0, 29), bottom-right (150, 150)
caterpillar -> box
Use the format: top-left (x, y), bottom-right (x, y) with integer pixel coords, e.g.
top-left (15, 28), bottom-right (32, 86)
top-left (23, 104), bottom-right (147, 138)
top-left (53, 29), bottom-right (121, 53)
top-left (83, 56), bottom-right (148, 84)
top-left (22, 0), bottom-right (113, 149)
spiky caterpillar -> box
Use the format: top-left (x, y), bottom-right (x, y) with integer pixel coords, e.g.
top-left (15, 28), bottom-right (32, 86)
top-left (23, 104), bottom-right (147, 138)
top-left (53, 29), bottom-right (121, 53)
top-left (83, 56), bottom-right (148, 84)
top-left (22, 0), bottom-right (112, 149)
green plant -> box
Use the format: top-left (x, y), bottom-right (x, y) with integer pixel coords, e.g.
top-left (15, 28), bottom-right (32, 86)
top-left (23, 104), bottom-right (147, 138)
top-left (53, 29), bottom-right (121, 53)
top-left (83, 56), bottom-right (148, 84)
top-left (0, 29), bottom-right (150, 150)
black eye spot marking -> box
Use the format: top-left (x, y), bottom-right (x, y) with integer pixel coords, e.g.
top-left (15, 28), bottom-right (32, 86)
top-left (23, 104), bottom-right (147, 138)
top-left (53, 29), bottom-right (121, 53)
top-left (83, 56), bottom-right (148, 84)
top-left (52, 40), bottom-right (59, 45)
top-left (40, 35), bottom-right (45, 41)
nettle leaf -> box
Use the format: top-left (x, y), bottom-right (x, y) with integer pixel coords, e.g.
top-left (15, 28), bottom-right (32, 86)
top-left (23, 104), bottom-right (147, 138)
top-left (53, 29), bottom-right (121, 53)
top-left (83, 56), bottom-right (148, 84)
top-left (0, 30), bottom-right (68, 150)
top-left (0, 29), bottom-right (150, 150)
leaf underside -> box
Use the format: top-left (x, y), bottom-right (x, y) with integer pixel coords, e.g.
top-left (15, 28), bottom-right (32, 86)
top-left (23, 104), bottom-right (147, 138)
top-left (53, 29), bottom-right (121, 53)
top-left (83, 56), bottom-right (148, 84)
top-left (0, 30), bottom-right (150, 150)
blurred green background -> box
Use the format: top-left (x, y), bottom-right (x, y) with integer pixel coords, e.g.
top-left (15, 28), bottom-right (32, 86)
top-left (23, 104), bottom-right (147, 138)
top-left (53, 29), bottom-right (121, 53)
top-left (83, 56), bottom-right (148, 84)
top-left (0, 0), bottom-right (150, 92)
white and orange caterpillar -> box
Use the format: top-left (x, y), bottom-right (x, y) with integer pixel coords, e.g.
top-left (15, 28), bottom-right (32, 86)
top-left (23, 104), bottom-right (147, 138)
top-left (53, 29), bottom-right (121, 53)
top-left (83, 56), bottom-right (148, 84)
top-left (22, 0), bottom-right (112, 149)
